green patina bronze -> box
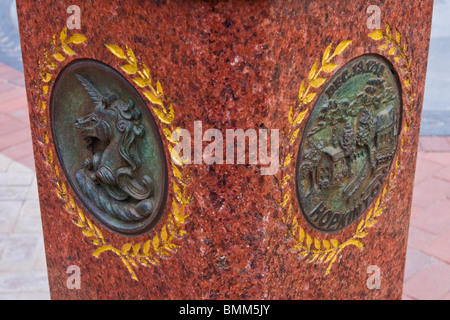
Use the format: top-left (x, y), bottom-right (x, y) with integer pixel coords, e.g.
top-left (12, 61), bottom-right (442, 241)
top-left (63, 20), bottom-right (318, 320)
top-left (51, 59), bottom-right (168, 236)
top-left (296, 54), bottom-right (402, 233)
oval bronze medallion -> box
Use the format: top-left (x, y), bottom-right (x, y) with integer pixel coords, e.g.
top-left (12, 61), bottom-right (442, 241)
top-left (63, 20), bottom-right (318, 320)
top-left (296, 54), bottom-right (401, 233)
top-left (51, 59), bottom-right (168, 236)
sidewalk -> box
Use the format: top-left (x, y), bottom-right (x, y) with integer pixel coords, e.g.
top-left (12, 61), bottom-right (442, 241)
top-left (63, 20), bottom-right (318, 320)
top-left (0, 62), bottom-right (449, 299)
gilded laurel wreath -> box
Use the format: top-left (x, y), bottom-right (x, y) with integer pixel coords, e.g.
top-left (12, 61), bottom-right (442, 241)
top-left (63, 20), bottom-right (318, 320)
top-left (278, 24), bottom-right (414, 275)
top-left (36, 28), bottom-right (191, 281)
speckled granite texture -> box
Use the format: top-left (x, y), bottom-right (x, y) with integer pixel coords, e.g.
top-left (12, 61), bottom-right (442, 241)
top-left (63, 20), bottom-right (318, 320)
top-left (17, 0), bottom-right (433, 299)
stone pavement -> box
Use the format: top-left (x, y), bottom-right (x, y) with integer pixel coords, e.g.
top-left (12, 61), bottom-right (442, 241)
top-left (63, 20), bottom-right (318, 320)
top-left (0, 61), bottom-right (449, 300)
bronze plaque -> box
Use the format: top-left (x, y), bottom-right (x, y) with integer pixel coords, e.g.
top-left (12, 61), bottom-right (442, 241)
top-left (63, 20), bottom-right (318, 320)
top-left (51, 59), bottom-right (168, 236)
top-left (296, 54), bottom-right (401, 233)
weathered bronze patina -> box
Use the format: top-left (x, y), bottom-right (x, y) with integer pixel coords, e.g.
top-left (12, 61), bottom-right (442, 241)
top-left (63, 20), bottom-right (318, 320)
top-left (296, 54), bottom-right (401, 233)
top-left (51, 59), bottom-right (168, 236)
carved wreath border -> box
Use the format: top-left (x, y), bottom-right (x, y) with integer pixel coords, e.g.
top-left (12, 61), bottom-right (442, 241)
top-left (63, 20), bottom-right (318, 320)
top-left (276, 23), bottom-right (415, 274)
top-left (35, 28), bottom-right (191, 281)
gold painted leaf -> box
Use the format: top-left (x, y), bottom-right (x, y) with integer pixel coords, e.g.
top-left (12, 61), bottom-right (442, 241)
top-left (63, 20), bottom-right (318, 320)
top-left (306, 234), bottom-right (313, 249)
top-left (292, 216), bottom-right (298, 232)
top-left (283, 152), bottom-right (293, 168)
top-left (347, 239), bottom-right (364, 250)
top-left (365, 218), bottom-right (378, 228)
top-left (120, 64), bottom-right (138, 75)
top-left (288, 105), bottom-right (295, 125)
top-left (298, 80), bottom-right (306, 100)
top-left (330, 239), bottom-right (339, 248)
top-left (143, 239), bottom-right (151, 254)
top-left (308, 61), bottom-right (318, 81)
top-left (156, 80), bottom-right (164, 96)
top-left (52, 52), bottom-right (65, 62)
top-left (357, 230), bottom-right (369, 238)
top-left (133, 77), bottom-right (147, 88)
top-left (303, 92), bottom-right (316, 104)
top-left (314, 238), bottom-right (321, 250)
top-left (322, 62), bottom-right (338, 73)
top-left (66, 33), bottom-right (86, 44)
top-left (153, 106), bottom-right (173, 124)
top-left (143, 91), bottom-right (163, 106)
top-left (60, 27), bottom-right (67, 43)
top-left (41, 72), bottom-right (52, 83)
top-left (61, 44), bottom-right (76, 56)
top-left (322, 239), bottom-right (330, 250)
top-left (173, 181), bottom-right (184, 203)
top-left (132, 243), bottom-right (141, 255)
top-left (126, 45), bottom-right (136, 63)
top-left (152, 235), bottom-right (160, 250)
top-left (289, 128), bottom-right (300, 144)
top-left (122, 243), bottom-right (132, 253)
top-left (142, 63), bottom-right (151, 80)
top-left (322, 43), bottom-right (333, 64)
top-left (169, 144), bottom-right (184, 167)
top-left (161, 225), bottom-right (168, 243)
top-left (309, 77), bottom-right (327, 88)
top-left (105, 44), bottom-right (126, 59)
top-left (333, 40), bottom-right (352, 56)
top-left (378, 43), bottom-right (388, 50)
top-left (162, 126), bottom-right (175, 143)
top-left (388, 47), bottom-right (396, 55)
top-left (298, 227), bottom-right (305, 244)
top-left (385, 23), bottom-right (392, 37)
top-left (356, 219), bottom-right (365, 233)
top-left (294, 109), bottom-right (308, 124)
top-left (368, 29), bottom-right (384, 41)
top-left (82, 229), bottom-right (94, 237)
top-left (396, 31), bottom-right (402, 43)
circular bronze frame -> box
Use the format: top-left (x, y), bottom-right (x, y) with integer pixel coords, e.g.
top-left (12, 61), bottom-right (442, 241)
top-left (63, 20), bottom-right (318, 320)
top-left (50, 59), bottom-right (168, 236)
top-left (295, 54), bottom-right (402, 233)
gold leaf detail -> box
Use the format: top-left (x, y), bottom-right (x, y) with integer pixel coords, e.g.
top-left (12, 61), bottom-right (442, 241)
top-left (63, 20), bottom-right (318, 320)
top-left (120, 64), bottom-right (139, 75)
top-left (322, 62), bottom-right (338, 73)
top-left (333, 40), bottom-right (352, 56)
top-left (105, 44), bottom-right (126, 59)
top-left (309, 77), bottom-right (327, 88)
top-left (368, 29), bottom-right (384, 40)
top-left (66, 33), bottom-right (86, 44)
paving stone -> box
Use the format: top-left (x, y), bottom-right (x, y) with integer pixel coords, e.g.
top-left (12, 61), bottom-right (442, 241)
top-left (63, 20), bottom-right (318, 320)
top-left (406, 225), bottom-right (438, 251)
top-left (403, 260), bottom-right (450, 300)
top-left (422, 151), bottom-right (450, 166)
top-left (419, 136), bottom-right (450, 152)
top-left (434, 165), bottom-right (450, 183)
top-left (0, 153), bottom-right (12, 172)
top-left (25, 179), bottom-right (38, 200)
top-left (33, 243), bottom-right (47, 272)
top-left (0, 201), bottom-right (22, 233)
top-left (13, 211), bottom-right (43, 235)
top-left (411, 198), bottom-right (450, 235)
top-left (413, 156), bottom-right (444, 184)
top-left (411, 177), bottom-right (450, 208)
top-left (0, 291), bottom-right (50, 300)
top-left (0, 272), bottom-right (49, 294)
top-left (422, 228), bottom-right (450, 264)
top-left (7, 159), bottom-right (33, 173)
top-left (0, 234), bottom-right (42, 271)
top-left (403, 248), bottom-right (437, 280)
top-left (0, 171), bottom-right (35, 186)
top-left (0, 186), bottom-right (30, 201)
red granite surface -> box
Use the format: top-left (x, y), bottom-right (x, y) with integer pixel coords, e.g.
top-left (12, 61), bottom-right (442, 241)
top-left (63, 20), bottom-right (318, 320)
top-left (16, 0), bottom-right (433, 299)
